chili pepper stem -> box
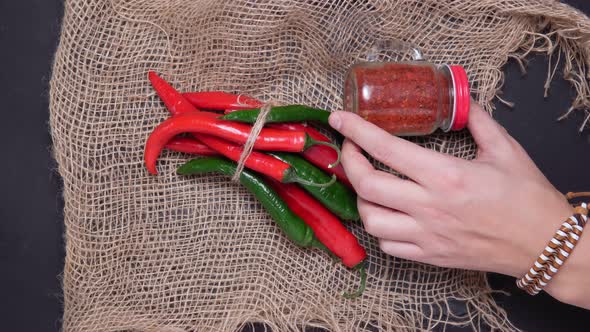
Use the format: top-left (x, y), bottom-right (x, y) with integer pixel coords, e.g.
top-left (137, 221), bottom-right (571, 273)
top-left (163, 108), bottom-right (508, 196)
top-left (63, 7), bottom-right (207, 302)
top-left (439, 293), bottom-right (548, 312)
top-left (342, 263), bottom-right (367, 299)
top-left (303, 134), bottom-right (341, 168)
top-left (283, 169), bottom-right (337, 188)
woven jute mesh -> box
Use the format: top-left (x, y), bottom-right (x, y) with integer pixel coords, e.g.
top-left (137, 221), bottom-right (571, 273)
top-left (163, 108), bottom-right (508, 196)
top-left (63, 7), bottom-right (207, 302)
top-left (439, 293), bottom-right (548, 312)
top-left (50, 0), bottom-right (590, 331)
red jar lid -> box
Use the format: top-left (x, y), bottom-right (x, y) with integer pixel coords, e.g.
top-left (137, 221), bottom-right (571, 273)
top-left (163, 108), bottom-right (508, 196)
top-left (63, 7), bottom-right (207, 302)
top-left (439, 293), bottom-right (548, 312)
top-left (448, 65), bottom-right (470, 131)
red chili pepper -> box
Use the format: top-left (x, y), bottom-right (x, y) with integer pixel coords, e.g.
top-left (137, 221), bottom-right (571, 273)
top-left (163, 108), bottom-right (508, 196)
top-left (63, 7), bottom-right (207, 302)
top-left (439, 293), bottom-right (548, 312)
top-left (196, 134), bottom-right (288, 180)
top-left (183, 91), bottom-right (263, 111)
top-left (269, 123), bottom-right (352, 188)
top-left (146, 72), bottom-right (340, 174)
top-left (145, 113), bottom-right (336, 174)
top-left (266, 179), bottom-right (366, 268)
top-left (149, 71), bottom-right (202, 116)
top-left (165, 137), bottom-right (219, 156)
top-left (193, 134), bottom-right (332, 186)
top-left (266, 178), bottom-right (367, 298)
top-left (151, 78), bottom-right (287, 180)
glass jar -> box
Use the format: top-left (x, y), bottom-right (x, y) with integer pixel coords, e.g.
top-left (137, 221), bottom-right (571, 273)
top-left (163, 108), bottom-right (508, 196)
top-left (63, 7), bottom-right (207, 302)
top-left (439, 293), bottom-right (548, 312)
top-left (343, 56), bottom-right (470, 136)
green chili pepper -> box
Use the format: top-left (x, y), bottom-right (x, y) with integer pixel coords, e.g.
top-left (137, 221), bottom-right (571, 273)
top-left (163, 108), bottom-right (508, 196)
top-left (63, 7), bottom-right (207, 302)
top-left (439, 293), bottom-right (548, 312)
top-left (177, 157), bottom-right (326, 249)
top-left (267, 152), bottom-right (359, 221)
top-left (221, 105), bottom-right (331, 126)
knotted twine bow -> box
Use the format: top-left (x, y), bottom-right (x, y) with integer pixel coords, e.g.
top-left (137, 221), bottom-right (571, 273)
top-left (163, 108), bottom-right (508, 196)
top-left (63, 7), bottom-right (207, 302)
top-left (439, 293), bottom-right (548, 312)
top-left (231, 101), bottom-right (276, 182)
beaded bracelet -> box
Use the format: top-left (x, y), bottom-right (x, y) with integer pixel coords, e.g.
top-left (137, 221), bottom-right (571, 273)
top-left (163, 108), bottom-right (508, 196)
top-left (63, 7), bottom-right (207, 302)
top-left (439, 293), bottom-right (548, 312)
top-left (516, 197), bottom-right (589, 295)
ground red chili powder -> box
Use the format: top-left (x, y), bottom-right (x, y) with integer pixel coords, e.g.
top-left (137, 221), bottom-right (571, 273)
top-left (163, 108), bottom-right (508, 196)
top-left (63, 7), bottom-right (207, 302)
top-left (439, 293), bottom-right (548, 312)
top-left (344, 62), bottom-right (455, 136)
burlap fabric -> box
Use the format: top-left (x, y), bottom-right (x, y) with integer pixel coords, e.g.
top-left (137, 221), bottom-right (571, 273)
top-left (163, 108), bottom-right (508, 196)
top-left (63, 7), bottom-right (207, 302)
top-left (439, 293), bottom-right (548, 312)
top-left (50, 0), bottom-right (590, 331)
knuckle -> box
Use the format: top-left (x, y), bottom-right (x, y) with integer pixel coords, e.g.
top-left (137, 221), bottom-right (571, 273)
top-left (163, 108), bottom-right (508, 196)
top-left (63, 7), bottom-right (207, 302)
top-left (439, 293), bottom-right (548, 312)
top-left (363, 218), bottom-right (378, 237)
top-left (421, 205), bottom-right (440, 219)
top-left (433, 257), bottom-right (454, 268)
top-left (363, 219), bottom-right (375, 236)
top-left (437, 165), bottom-right (466, 193)
top-left (341, 139), bottom-right (357, 156)
top-left (358, 203), bottom-right (377, 235)
top-left (378, 240), bottom-right (393, 255)
top-left (371, 145), bottom-right (395, 165)
top-left (357, 198), bottom-right (370, 217)
top-left (356, 176), bottom-right (376, 200)
top-left (343, 115), bottom-right (365, 140)
top-left (427, 244), bottom-right (453, 267)
top-left (444, 167), bottom-right (462, 187)
top-left (341, 140), bottom-right (353, 157)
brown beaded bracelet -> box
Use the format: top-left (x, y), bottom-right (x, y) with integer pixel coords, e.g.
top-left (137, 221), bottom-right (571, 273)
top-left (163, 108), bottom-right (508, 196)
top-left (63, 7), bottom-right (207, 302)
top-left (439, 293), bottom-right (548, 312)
top-left (516, 199), bottom-right (588, 295)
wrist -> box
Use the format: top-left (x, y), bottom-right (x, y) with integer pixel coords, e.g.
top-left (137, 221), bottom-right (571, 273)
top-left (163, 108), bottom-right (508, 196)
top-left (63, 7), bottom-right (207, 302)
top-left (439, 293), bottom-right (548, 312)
top-left (513, 195), bottom-right (590, 308)
top-left (509, 191), bottom-right (573, 279)
top-left (543, 220), bottom-right (590, 308)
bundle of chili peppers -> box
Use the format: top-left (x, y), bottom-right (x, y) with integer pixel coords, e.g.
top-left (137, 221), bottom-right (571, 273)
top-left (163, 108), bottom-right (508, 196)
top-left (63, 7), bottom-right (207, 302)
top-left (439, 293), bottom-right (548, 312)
top-left (144, 71), bottom-right (366, 298)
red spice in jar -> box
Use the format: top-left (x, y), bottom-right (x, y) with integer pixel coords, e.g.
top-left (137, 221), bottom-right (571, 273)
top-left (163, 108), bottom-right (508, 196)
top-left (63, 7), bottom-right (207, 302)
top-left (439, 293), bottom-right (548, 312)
top-left (344, 61), bottom-right (470, 136)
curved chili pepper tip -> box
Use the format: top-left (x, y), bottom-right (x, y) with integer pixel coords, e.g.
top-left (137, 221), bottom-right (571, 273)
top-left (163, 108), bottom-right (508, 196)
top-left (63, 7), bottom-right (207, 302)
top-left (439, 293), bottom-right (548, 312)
top-left (342, 263), bottom-right (367, 299)
top-left (148, 71), bottom-right (160, 85)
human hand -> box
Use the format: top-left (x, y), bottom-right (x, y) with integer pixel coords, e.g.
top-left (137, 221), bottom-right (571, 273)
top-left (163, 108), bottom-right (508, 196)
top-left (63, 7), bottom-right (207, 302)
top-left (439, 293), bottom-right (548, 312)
top-left (329, 103), bottom-right (588, 307)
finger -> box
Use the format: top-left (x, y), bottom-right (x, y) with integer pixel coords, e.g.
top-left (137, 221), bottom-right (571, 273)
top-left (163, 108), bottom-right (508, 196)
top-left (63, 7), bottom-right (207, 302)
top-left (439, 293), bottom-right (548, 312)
top-left (358, 198), bottom-right (422, 242)
top-left (330, 111), bottom-right (457, 184)
top-left (379, 239), bottom-right (424, 261)
top-left (341, 139), bottom-right (430, 211)
top-left (467, 102), bottom-right (511, 153)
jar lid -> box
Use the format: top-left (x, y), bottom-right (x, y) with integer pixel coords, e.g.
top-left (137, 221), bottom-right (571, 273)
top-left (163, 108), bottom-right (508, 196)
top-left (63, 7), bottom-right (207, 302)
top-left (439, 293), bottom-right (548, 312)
top-left (448, 65), bottom-right (470, 130)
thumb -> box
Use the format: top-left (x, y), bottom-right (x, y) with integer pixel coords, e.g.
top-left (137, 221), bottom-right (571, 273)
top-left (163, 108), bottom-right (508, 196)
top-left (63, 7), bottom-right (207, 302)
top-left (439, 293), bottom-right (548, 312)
top-left (467, 102), bottom-right (510, 152)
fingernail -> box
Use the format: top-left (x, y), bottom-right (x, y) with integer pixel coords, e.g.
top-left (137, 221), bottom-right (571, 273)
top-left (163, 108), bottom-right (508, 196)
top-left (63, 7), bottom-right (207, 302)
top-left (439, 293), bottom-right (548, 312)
top-left (329, 113), bottom-right (341, 130)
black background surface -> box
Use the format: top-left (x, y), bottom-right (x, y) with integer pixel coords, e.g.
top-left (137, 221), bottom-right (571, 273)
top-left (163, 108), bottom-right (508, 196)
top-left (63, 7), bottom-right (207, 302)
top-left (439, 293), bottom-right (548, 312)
top-left (1, 0), bottom-right (590, 331)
